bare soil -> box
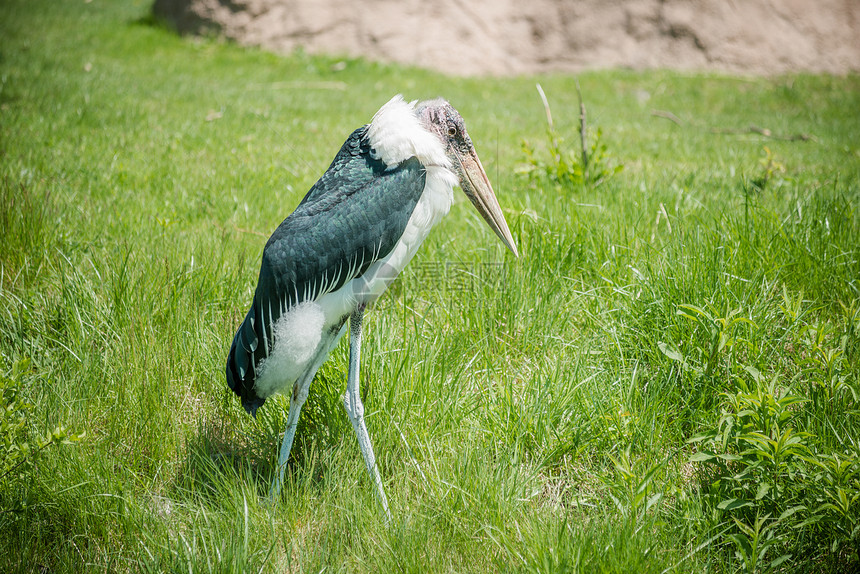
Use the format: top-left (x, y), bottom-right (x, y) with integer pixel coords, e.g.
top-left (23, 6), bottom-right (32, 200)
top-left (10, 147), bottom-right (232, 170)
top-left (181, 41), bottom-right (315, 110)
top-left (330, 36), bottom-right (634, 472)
top-left (153, 0), bottom-right (860, 76)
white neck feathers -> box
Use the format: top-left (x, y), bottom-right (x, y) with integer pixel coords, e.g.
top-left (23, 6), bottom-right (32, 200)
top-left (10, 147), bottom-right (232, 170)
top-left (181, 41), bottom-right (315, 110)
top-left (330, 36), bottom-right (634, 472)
top-left (365, 95), bottom-right (450, 169)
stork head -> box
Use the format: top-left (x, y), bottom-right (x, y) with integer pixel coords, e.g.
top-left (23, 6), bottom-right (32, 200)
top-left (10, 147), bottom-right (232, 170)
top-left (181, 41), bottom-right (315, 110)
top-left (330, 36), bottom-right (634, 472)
top-left (416, 99), bottom-right (519, 257)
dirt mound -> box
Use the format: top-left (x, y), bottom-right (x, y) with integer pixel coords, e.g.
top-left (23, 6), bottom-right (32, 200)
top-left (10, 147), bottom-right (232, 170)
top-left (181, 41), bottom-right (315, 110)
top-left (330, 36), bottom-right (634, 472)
top-left (153, 0), bottom-right (860, 76)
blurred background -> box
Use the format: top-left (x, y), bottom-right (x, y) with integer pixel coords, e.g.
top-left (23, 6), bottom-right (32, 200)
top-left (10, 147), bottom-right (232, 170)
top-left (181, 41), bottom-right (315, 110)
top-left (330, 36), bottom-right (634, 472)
top-left (153, 0), bottom-right (860, 76)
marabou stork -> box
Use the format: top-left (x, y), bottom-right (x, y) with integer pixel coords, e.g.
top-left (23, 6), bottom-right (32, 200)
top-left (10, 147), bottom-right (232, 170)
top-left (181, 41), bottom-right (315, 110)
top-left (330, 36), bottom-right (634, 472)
top-left (226, 95), bottom-right (518, 519)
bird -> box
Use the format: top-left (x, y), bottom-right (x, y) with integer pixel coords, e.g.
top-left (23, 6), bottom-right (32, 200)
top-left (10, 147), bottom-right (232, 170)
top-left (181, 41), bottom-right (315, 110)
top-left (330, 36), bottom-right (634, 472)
top-left (226, 94), bottom-right (518, 520)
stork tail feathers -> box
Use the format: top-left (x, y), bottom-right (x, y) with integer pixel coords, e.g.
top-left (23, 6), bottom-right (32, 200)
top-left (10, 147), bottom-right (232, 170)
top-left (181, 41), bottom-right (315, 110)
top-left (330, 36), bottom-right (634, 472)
top-left (226, 304), bottom-right (266, 417)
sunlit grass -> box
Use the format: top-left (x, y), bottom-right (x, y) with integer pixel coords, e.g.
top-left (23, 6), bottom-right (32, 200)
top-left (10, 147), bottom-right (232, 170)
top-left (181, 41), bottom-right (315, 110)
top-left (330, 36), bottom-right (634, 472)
top-left (1, 0), bottom-right (859, 572)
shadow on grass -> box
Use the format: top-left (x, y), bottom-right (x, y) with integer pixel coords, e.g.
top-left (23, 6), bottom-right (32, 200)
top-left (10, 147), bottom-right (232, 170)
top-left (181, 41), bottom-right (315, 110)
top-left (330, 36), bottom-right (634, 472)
top-left (175, 369), bottom-right (351, 504)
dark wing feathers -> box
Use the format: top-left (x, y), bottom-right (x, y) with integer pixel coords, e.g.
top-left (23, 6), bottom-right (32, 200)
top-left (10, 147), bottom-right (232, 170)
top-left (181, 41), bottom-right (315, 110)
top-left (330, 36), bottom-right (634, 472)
top-left (227, 126), bottom-right (427, 414)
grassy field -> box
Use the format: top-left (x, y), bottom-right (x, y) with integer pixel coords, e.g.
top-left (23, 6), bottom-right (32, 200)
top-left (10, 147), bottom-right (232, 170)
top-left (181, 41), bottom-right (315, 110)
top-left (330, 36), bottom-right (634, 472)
top-left (2, 0), bottom-right (859, 572)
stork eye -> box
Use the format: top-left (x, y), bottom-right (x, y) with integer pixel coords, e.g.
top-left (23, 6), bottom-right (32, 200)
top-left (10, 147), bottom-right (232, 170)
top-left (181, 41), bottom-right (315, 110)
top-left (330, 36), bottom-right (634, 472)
top-left (447, 126), bottom-right (457, 137)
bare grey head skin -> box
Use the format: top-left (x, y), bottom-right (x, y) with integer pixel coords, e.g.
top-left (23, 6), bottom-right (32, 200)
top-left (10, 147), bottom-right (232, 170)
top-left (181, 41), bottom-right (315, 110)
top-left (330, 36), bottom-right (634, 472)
top-left (416, 99), bottom-right (519, 257)
top-left (416, 98), bottom-right (474, 161)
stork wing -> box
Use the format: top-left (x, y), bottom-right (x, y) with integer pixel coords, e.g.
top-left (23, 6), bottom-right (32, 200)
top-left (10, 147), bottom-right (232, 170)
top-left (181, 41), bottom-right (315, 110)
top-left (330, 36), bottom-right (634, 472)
top-left (260, 127), bottom-right (426, 310)
top-left (226, 126), bottom-right (427, 412)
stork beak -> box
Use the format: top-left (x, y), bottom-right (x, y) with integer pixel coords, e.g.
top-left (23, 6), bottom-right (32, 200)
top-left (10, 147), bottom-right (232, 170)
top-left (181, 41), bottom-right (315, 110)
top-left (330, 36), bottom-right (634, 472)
top-left (455, 149), bottom-right (519, 257)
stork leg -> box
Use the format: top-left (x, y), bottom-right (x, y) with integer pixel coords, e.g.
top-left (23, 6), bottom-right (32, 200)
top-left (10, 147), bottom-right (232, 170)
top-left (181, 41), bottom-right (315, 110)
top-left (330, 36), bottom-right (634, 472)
top-left (343, 304), bottom-right (391, 522)
top-left (269, 326), bottom-right (345, 500)
top-left (268, 370), bottom-right (313, 500)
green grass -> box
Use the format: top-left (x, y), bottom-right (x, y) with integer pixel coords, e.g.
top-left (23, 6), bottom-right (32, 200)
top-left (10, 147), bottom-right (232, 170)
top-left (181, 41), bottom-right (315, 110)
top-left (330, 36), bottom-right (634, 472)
top-left (2, 0), bottom-right (859, 572)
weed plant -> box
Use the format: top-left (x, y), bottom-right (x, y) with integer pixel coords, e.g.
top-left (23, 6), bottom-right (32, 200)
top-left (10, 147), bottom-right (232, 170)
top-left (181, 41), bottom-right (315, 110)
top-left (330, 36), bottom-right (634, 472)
top-left (1, 0), bottom-right (859, 572)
